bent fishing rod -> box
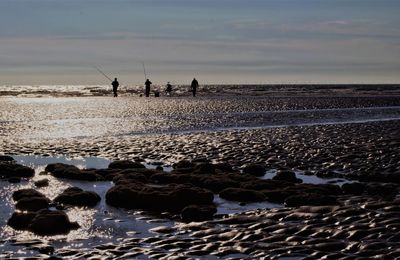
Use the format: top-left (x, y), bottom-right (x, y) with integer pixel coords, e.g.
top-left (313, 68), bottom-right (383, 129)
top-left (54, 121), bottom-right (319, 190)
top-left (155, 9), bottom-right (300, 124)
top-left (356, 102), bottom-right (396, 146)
top-left (94, 66), bottom-right (113, 82)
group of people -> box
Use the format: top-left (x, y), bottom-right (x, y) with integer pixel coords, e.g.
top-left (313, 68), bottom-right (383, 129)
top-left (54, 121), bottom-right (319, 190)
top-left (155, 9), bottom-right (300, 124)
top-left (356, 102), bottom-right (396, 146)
top-left (111, 78), bottom-right (199, 98)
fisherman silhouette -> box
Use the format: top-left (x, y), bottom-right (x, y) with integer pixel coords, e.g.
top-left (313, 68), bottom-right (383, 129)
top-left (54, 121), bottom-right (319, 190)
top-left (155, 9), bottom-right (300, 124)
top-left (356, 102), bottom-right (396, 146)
top-left (165, 82), bottom-right (172, 96)
top-left (145, 79), bottom-right (152, 97)
top-left (112, 78), bottom-right (119, 97)
top-left (191, 78), bottom-right (198, 97)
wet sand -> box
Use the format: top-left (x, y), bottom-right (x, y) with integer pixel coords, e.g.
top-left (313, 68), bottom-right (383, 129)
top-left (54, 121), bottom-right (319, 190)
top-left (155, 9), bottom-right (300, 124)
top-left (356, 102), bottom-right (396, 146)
top-left (1, 88), bottom-right (400, 259)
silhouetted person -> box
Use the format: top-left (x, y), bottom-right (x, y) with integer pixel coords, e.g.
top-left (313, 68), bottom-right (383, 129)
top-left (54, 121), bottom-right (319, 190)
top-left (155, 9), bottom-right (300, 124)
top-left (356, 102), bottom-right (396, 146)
top-left (191, 78), bottom-right (198, 97)
top-left (112, 78), bottom-right (119, 97)
top-left (165, 82), bottom-right (172, 96)
top-left (145, 79), bottom-right (152, 97)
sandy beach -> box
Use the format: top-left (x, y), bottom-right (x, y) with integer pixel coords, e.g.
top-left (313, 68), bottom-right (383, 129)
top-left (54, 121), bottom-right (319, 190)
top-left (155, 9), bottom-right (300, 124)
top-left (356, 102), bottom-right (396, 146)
top-left (1, 85), bottom-right (400, 259)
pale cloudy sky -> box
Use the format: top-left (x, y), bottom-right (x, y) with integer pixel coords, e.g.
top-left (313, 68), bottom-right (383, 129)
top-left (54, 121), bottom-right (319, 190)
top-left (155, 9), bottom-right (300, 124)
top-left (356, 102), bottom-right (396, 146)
top-left (0, 0), bottom-right (399, 85)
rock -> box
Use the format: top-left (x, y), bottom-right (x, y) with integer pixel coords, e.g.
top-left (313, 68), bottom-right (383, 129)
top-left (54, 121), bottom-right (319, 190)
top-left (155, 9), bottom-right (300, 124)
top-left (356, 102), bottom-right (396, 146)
top-left (8, 177), bottom-right (21, 183)
top-left (214, 163), bottom-right (234, 173)
top-left (242, 164), bottom-right (266, 177)
top-left (0, 155), bottom-right (14, 162)
top-left (173, 160), bottom-right (195, 169)
top-left (285, 194), bottom-right (338, 207)
top-left (341, 182), bottom-right (365, 195)
top-left (106, 184), bottom-right (214, 212)
top-left (193, 163), bottom-right (216, 174)
top-left (108, 160), bottom-right (145, 169)
top-left (219, 188), bottom-right (266, 202)
top-left (181, 205), bottom-right (217, 222)
top-left (366, 183), bottom-right (398, 197)
top-left (45, 163), bottom-right (102, 181)
top-left (9, 209), bottom-right (78, 236)
top-left (29, 209), bottom-right (80, 236)
top-left (13, 189), bottom-right (47, 201)
top-left (272, 170), bottom-right (302, 183)
top-left (34, 178), bottom-right (49, 187)
top-left (16, 196), bottom-right (50, 212)
top-left (7, 212), bottom-right (37, 230)
top-left (54, 187), bottom-right (101, 207)
top-left (199, 177), bottom-right (240, 193)
top-left (0, 162), bottom-right (35, 179)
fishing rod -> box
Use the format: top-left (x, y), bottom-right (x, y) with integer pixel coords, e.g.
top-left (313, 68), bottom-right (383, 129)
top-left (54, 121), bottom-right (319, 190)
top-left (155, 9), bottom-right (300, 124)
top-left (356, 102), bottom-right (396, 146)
top-left (141, 61), bottom-right (147, 81)
top-left (94, 66), bottom-right (113, 82)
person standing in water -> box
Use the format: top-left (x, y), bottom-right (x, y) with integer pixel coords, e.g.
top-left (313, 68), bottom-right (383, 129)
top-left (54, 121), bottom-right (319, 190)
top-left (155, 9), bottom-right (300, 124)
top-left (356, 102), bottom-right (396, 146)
top-left (165, 82), bottom-right (172, 96)
top-left (191, 78), bottom-right (198, 97)
top-left (145, 79), bottom-right (152, 97)
top-left (112, 78), bottom-right (119, 97)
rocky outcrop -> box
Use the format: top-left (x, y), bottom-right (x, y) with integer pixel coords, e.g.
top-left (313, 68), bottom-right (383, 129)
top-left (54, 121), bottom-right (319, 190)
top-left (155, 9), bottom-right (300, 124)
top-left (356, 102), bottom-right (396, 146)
top-left (54, 187), bottom-right (101, 207)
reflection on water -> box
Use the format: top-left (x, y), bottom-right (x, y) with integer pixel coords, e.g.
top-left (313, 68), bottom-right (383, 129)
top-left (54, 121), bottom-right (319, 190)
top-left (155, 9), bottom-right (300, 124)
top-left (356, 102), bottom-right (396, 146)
top-left (1, 96), bottom-right (400, 140)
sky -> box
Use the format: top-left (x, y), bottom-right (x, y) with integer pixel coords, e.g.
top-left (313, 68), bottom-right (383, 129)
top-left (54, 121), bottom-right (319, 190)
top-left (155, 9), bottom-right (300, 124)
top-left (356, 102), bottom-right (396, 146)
top-left (0, 0), bottom-right (400, 85)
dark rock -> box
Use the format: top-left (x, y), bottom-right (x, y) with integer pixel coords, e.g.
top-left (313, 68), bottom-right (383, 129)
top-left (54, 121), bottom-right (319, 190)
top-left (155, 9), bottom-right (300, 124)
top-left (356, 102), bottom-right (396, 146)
top-left (242, 179), bottom-right (292, 190)
top-left (0, 155), bottom-right (14, 162)
top-left (285, 194), bottom-right (338, 207)
top-left (193, 163), bottom-right (215, 174)
top-left (173, 160), bottom-right (195, 169)
top-left (45, 163), bottom-right (102, 181)
top-left (272, 170), bottom-right (302, 183)
top-left (242, 164), bottom-right (266, 177)
top-left (16, 196), bottom-right (50, 212)
top-left (8, 177), bottom-right (21, 183)
top-left (54, 187), bottom-right (101, 207)
top-left (108, 160), bottom-right (145, 170)
top-left (0, 162), bottom-right (34, 179)
top-left (199, 177), bottom-right (240, 193)
top-left (106, 184), bottom-right (214, 212)
top-left (220, 188), bottom-right (266, 202)
top-left (263, 190), bottom-right (293, 203)
top-left (214, 163), bottom-right (234, 173)
top-left (7, 212), bottom-right (37, 230)
top-left (366, 183), bottom-right (398, 197)
top-left (29, 209), bottom-right (80, 236)
top-left (342, 182), bottom-right (365, 195)
top-left (181, 205), bottom-right (217, 222)
top-left (34, 178), bottom-right (49, 187)
top-left (13, 189), bottom-right (47, 201)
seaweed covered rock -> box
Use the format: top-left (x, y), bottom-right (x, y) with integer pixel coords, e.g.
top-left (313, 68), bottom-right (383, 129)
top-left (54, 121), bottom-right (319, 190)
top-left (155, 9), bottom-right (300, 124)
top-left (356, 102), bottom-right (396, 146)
top-left (272, 170), bottom-right (302, 183)
top-left (0, 162), bottom-right (34, 179)
top-left (13, 189), bottom-right (51, 212)
top-left (219, 188), bottom-right (266, 202)
top-left (342, 182), bottom-right (365, 195)
top-left (13, 189), bottom-right (47, 201)
top-left (45, 163), bottom-right (103, 181)
top-left (181, 205), bottom-right (217, 222)
top-left (54, 187), bottom-right (101, 207)
top-left (0, 155), bottom-right (14, 162)
top-left (242, 164), bottom-right (266, 177)
top-left (16, 197), bottom-right (50, 212)
top-left (173, 160), bottom-right (195, 169)
top-left (108, 160), bottom-right (145, 170)
top-left (106, 184), bottom-right (214, 212)
top-left (8, 209), bottom-right (79, 236)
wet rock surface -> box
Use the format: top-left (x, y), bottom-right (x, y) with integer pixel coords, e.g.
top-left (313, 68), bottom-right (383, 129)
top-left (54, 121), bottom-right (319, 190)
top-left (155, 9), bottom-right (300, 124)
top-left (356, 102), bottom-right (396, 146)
top-left (54, 187), bottom-right (101, 207)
